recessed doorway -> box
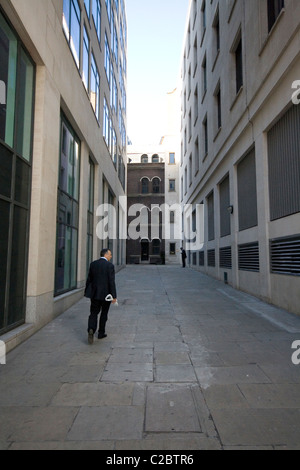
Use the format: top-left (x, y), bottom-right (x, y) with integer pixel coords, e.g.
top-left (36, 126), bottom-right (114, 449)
top-left (141, 240), bottom-right (149, 262)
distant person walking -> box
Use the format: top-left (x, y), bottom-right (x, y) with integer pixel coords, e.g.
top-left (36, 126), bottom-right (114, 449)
top-left (85, 249), bottom-right (117, 344)
top-left (181, 247), bottom-right (187, 268)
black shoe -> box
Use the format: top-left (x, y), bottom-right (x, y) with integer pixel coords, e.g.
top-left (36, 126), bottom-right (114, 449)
top-left (88, 329), bottom-right (94, 345)
top-left (98, 333), bottom-right (107, 339)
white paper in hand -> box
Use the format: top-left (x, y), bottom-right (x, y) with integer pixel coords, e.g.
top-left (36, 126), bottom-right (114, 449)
top-left (105, 294), bottom-right (118, 306)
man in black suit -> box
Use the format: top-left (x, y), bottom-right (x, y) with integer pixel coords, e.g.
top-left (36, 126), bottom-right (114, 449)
top-left (85, 249), bottom-right (117, 344)
top-left (181, 247), bottom-right (187, 268)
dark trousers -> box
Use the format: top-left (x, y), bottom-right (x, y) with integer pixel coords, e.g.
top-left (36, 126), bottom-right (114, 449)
top-left (182, 257), bottom-right (186, 268)
top-left (88, 299), bottom-right (111, 334)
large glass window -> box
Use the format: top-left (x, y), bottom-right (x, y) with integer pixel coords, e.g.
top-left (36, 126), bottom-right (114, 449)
top-left (91, 53), bottom-right (100, 120)
top-left (169, 153), bottom-right (175, 164)
top-left (235, 37), bottom-right (243, 94)
top-left (111, 128), bottom-right (117, 166)
top-left (111, 71), bottom-right (117, 114)
top-left (55, 116), bottom-right (80, 296)
top-left (207, 191), bottom-right (215, 241)
top-left (237, 148), bottom-right (258, 231)
top-left (0, 200), bottom-right (10, 331)
top-left (169, 180), bottom-right (176, 192)
top-left (0, 145), bottom-right (13, 199)
top-left (152, 239), bottom-right (161, 256)
top-left (63, 0), bottom-right (81, 68)
top-left (103, 97), bottom-right (110, 146)
top-left (141, 178), bottom-right (149, 194)
top-left (105, 33), bottom-right (111, 83)
top-left (0, 13), bottom-right (17, 147)
top-left (107, 189), bottom-right (115, 253)
top-left (92, 0), bottom-right (101, 43)
top-left (114, 0), bottom-right (119, 16)
top-left (87, 158), bottom-right (95, 275)
top-left (84, 0), bottom-right (90, 18)
top-left (153, 178), bottom-right (160, 194)
top-left (112, 16), bottom-right (118, 63)
top-left (8, 206), bottom-right (28, 326)
top-left (0, 12), bottom-right (35, 334)
top-left (106, 0), bottom-right (111, 24)
top-left (219, 175), bottom-right (231, 237)
top-left (82, 26), bottom-right (90, 91)
top-left (16, 48), bottom-right (34, 161)
top-left (268, 0), bottom-right (284, 31)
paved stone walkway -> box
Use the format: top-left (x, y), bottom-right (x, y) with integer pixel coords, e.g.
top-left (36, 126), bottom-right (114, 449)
top-left (1, 265), bottom-right (300, 450)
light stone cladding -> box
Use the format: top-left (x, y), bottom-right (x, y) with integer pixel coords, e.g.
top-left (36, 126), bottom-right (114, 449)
top-left (181, 0), bottom-right (300, 315)
top-left (0, 0), bottom-right (127, 351)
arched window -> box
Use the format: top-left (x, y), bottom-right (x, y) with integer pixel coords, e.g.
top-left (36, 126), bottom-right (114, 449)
top-left (152, 239), bottom-right (161, 255)
top-left (141, 178), bottom-right (149, 194)
top-left (141, 239), bottom-right (150, 261)
top-left (152, 154), bottom-right (159, 163)
top-left (152, 178), bottom-right (160, 194)
top-left (141, 154), bottom-right (148, 163)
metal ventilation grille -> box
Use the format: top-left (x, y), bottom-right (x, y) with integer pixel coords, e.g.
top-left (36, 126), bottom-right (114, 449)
top-left (199, 251), bottom-right (205, 266)
top-left (238, 242), bottom-right (260, 272)
top-left (207, 249), bottom-right (216, 267)
top-left (220, 246), bottom-right (232, 269)
top-left (270, 235), bottom-right (300, 276)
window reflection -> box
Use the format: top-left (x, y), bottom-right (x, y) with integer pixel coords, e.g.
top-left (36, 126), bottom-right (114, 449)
top-left (55, 116), bottom-right (80, 295)
top-left (63, 0), bottom-right (81, 68)
top-left (0, 13), bottom-right (17, 147)
top-left (16, 49), bottom-right (34, 161)
top-left (0, 12), bottom-right (34, 334)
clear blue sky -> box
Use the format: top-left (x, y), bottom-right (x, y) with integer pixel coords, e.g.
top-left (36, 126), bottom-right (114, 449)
top-left (126, 0), bottom-right (190, 146)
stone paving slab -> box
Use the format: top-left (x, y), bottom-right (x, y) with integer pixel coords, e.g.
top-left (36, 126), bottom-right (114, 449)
top-left (154, 341), bottom-right (190, 352)
top-left (50, 382), bottom-right (135, 407)
top-left (156, 365), bottom-right (197, 383)
top-left (9, 441), bottom-right (115, 450)
top-left (203, 384), bottom-right (250, 409)
top-left (61, 364), bottom-right (105, 383)
top-left (145, 384), bottom-right (202, 433)
top-left (115, 435), bottom-right (221, 450)
top-left (0, 381), bottom-right (61, 406)
top-left (67, 406), bottom-right (144, 441)
top-left (195, 364), bottom-right (272, 387)
top-left (237, 383), bottom-right (300, 408)
top-left (258, 363), bottom-right (300, 383)
top-left (108, 347), bottom-right (153, 363)
top-left (210, 408), bottom-right (300, 447)
top-left (1, 406), bottom-right (78, 442)
top-left (155, 351), bottom-right (191, 365)
top-left (101, 362), bottom-right (154, 382)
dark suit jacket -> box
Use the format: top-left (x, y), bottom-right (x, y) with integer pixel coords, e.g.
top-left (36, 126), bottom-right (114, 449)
top-left (84, 258), bottom-right (117, 301)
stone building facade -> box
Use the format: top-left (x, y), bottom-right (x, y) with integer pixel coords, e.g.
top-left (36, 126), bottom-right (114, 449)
top-left (181, 0), bottom-right (300, 315)
top-left (127, 154), bottom-right (165, 265)
top-left (127, 144), bottom-right (181, 266)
